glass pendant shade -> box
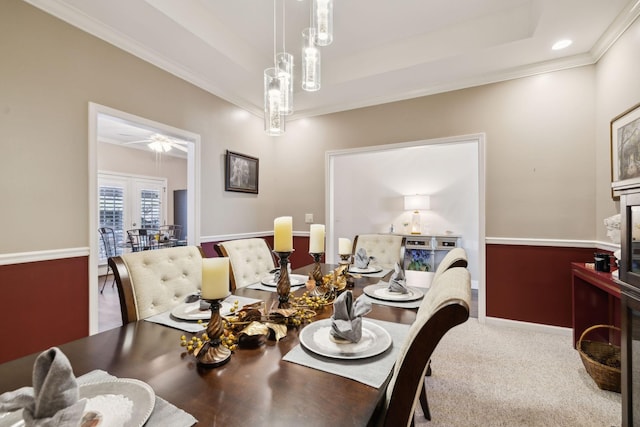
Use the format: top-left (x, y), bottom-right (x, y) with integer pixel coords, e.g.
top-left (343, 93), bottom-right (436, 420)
top-left (301, 28), bottom-right (321, 92)
top-left (264, 68), bottom-right (285, 136)
top-left (313, 0), bottom-right (333, 46)
top-left (276, 52), bottom-right (293, 115)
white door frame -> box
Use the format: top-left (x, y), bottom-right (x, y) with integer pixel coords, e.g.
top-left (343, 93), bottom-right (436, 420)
top-left (88, 102), bottom-right (201, 334)
top-left (325, 133), bottom-right (486, 321)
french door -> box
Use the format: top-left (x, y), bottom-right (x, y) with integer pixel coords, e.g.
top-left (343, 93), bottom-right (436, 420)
top-left (98, 172), bottom-right (167, 261)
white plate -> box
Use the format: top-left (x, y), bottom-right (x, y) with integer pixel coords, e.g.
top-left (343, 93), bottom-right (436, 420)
top-left (349, 265), bottom-right (383, 274)
top-left (363, 283), bottom-right (424, 302)
top-left (171, 300), bottom-right (234, 320)
top-left (261, 273), bottom-right (308, 287)
top-left (299, 319), bottom-right (392, 360)
top-left (0, 378), bottom-right (155, 427)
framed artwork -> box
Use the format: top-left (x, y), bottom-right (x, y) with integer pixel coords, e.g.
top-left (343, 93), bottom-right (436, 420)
top-left (225, 150), bottom-right (259, 194)
top-left (611, 102), bottom-right (640, 197)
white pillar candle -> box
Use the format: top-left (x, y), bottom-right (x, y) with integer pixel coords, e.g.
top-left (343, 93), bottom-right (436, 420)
top-left (274, 216), bottom-right (293, 252)
top-left (309, 224), bottom-right (325, 253)
top-left (338, 238), bottom-right (352, 255)
top-left (201, 257), bottom-right (229, 300)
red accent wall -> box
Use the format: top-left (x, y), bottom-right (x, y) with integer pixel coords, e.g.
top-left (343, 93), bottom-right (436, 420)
top-left (0, 257), bottom-right (89, 364)
top-left (486, 244), bottom-right (601, 327)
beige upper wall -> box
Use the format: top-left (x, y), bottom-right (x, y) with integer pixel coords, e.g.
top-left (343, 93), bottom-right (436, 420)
top-left (595, 17), bottom-right (640, 242)
top-left (1, 0), bottom-right (637, 254)
top-left (276, 67), bottom-right (596, 239)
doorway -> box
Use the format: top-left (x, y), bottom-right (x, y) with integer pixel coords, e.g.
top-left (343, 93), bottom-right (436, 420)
top-left (88, 103), bottom-right (201, 334)
top-left (326, 134), bottom-right (486, 321)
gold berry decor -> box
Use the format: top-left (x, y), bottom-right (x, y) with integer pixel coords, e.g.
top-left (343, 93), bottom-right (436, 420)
top-left (179, 266), bottom-right (358, 358)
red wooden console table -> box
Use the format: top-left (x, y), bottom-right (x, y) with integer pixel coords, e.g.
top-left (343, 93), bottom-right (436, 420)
top-left (571, 262), bottom-right (621, 347)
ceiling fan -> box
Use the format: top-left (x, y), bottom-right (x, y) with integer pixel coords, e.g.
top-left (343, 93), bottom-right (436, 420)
top-left (124, 133), bottom-right (189, 153)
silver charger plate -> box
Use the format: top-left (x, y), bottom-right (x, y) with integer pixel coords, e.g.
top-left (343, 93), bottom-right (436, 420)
top-left (299, 319), bottom-right (392, 360)
top-left (349, 265), bottom-right (383, 274)
top-left (171, 300), bottom-right (235, 320)
top-left (0, 378), bottom-right (155, 427)
top-left (261, 273), bottom-right (308, 287)
top-left (363, 283), bottom-right (424, 302)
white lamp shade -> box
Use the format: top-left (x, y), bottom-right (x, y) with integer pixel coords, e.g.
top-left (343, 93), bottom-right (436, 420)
top-left (404, 195), bottom-right (430, 211)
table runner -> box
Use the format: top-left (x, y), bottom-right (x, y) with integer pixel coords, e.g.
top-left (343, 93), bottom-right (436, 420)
top-left (145, 295), bottom-right (262, 333)
top-left (79, 370), bottom-right (197, 426)
top-left (282, 318), bottom-right (410, 389)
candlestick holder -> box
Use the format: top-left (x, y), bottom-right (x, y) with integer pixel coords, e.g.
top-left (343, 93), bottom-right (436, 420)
top-left (274, 250), bottom-right (293, 308)
top-left (309, 252), bottom-right (325, 296)
top-left (196, 298), bottom-right (231, 368)
top-left (338, 254), bottom-right (354, 289)
top-left (339, 253), bottom-right (352, 265)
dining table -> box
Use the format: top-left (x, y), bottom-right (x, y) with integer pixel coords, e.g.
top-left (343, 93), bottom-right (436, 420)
top-left (0, 263), bottom-right (418, 426)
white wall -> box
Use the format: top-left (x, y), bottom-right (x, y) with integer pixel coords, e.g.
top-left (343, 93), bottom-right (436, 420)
top-left (330, 137), bottom-right (480, 286)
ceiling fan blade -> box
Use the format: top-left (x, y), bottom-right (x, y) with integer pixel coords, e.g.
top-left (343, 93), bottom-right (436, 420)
top-left (122, 139), bottom-right (150, 145)
top-left (172, 144), bottom-right (189, 153)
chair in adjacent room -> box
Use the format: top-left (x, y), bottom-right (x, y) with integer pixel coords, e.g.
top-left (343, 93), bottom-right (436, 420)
top-left (352, 234), bottom-right (405, 268)
top-left (109, 245), bottom-right (204, 323)
top-left (377, 266), bottom-right (471, 426)
top-left (214, 238), bottom-right (277, 292)
top-left (98, 227), bottom-right (119, 294)
top-left (158, 224), bottom-right (183, 246)
top-left (126, 228), bottom-right (158, 252)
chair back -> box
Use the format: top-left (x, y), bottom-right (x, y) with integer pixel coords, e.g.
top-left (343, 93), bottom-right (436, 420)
top-left (215, 238), bottom-right (276, 291)
top-left (98, 227), bottom-right (118, 258)
top-left (432, 247), bottom-right (468, 284)
top-left (109, 245), bottom-right (204, 323)
top-left (352, 234), bottom-right (405, 268)
top-left (380, 267), bottom-right (471, 427)
top-left (127, 228), bottom-right (158, 252)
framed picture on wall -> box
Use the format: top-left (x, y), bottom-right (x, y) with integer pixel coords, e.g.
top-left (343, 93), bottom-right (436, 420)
top-left (611, 102), bottom-right (640, 197)
top-left (225, 150), bottom-right (259, 194)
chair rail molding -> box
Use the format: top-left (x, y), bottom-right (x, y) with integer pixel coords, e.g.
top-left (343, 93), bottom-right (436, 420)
top-left (0, 247), bottom-right (90, 266)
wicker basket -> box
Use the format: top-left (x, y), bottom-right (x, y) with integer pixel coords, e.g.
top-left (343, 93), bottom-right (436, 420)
top-left (577, 324), bottom-right (621, 393)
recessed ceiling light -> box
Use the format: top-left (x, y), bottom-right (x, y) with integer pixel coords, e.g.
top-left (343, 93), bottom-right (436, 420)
top-left (552, 39), bottom-right (573, 50)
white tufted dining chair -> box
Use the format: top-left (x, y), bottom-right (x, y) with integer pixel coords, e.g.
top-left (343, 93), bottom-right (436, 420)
top-left (378, 266), bottom-right (471, 426)
top-left (215, 238), bottom-right (276, 291)
top-left (109, 245), bottom-right (203, 323)
top-left (352, 234), bottom-right (405, 268)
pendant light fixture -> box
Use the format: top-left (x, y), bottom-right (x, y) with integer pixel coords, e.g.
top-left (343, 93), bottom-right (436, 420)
top-left (264, 0), bottom-right (284, 135)
top-left (276, 1), bottom-right (293, 116)
top-left (301, 27), bottom-right (320, 91)
top-left (313, 0), bottom-right (333, 46)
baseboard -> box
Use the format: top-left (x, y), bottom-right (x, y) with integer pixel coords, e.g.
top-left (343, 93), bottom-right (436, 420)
top-left (483, 316), bottom-right (573, 336)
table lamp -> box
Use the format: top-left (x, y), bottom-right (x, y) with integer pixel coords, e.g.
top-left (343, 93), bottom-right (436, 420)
top-left (404, 195), bottom-right (430, 235)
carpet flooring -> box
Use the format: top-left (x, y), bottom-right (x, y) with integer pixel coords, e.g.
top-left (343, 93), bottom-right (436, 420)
top-left (414, 319), bottom-right (621, 426)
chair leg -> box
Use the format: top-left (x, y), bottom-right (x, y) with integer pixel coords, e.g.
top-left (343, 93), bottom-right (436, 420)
top-left (420, 382), bottom-right (431, 421)
top-left (100, 265), bottom-right (114, 294)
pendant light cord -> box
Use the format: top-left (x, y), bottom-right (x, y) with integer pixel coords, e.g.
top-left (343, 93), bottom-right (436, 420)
top-left (273, 0), bottom-right (277, 66)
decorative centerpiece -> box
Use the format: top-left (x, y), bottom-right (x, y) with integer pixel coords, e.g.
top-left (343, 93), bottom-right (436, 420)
top-left (274, 216), bottom-right (294, 308)
top-left (308, 224), bottom-right (326, 296)
top-left (196, 258), bottom-right (231, 368)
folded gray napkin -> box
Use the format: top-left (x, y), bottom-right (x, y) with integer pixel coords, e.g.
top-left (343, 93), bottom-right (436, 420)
top-left (387, 262), bottom-right (408, 294)
top-left (0, 347), bottom-right (86, 426)
top-left (330, 291), bottom-right (372, 343)
top-left (354, 248), bottom-right (374, 269)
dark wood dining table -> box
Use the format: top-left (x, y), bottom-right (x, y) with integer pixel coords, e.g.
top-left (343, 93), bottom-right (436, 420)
top-left (0, 264), bottom-right (417, 426)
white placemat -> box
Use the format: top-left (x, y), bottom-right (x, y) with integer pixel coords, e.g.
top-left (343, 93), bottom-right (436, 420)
top-left (145, 295), bottom-right (262, 333)
top-left (79, 369), bottom-right (197, 427)
top-left (282, 318), bottom-right (410, 389)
